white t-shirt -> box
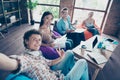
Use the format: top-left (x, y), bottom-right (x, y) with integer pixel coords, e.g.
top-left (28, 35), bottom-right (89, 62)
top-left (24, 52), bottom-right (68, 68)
top-left (64, 20), bottom-right (69, 30)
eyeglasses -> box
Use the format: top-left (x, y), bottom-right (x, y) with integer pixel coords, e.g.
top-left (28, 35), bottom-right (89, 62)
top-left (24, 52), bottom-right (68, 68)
top-left (62, 11), bottom-right (68, 15)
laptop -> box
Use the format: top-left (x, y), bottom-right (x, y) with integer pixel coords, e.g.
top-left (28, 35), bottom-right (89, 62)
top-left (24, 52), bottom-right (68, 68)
top-left (85, 36), bottom-right (98, 52)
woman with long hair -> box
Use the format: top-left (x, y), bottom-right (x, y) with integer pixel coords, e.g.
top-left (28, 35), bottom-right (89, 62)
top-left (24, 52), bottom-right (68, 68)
top-left (39, 11), bottom-right (73, 51)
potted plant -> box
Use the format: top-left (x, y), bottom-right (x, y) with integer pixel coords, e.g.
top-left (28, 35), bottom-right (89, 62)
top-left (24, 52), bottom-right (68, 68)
top-left (26, 0), bottom-right (38, 25)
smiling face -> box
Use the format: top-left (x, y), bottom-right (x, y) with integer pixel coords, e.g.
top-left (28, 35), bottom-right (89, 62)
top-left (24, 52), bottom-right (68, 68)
top-left (43, 14), bottom-right (53, 26)
top-left (26, 34), bottom-right (42, 51)
top-left (61, 9), bottom-right (68, 19)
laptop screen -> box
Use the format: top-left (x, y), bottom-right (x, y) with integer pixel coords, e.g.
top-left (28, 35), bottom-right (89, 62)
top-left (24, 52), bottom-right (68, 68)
top-left (92, 37), bottom-right (98, 48)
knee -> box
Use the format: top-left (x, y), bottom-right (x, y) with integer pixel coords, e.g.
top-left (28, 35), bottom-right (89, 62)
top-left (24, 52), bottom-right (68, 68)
top-left (67, 39), bottom-right (73, 44)
top-left (66, 50), bottom-right (74, 57)
top-left (65, 42), bottom-right (71, 49)
top-left (77, 59), bottom-right (88, 68)
top-left (66, 41), bottom-right (73, 49)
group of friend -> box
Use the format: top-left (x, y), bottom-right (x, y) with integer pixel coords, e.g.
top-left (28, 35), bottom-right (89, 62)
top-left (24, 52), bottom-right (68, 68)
top-left (0, 7), bottom-right (101, 80)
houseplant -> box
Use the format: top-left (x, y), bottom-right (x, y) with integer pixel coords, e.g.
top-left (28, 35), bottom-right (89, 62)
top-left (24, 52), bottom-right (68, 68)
top-left (26, 0), bottom-right (38, 25)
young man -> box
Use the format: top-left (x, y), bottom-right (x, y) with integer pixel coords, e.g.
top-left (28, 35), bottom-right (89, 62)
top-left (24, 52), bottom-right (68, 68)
top-left (56, 7), bottom-right (75, 35)
top-left (0, 29), bottom-right (89, 80)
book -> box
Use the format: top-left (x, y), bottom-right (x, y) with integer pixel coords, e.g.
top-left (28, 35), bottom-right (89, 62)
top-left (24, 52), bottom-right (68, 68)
top-left (54, 34), bottom-right (67, 48)
top-left (86, 51), bottom-right (107, 64)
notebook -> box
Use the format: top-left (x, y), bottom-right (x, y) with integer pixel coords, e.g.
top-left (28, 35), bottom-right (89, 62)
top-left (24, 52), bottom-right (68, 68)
top-left (54, 34), bottom-right (67, 48)
top-left (86, 51), bottom-right (107, 64)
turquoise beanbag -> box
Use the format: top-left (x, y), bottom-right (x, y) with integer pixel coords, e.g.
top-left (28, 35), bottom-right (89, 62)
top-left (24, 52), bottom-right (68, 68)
top-left (6, 74), bottom-right (31, 80)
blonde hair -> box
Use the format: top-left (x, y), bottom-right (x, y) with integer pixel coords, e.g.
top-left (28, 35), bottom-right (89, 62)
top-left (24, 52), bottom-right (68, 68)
top-left (88, 12), bottom-right (94, 16)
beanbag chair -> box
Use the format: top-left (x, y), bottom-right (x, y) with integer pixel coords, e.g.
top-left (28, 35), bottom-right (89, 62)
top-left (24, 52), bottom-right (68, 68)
top-left (6, 74), bottom-right (31, 80)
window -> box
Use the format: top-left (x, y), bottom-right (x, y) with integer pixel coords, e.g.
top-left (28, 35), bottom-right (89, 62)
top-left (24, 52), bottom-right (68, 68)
top-left (32, 0), bottom-right (60, 23)
top-left (73, 0), bottom-right (112, 28)
top-left (38, 0), bottom-right (59, 5)
top-left (75, 0), bottom-right (109, 10)
top-left (73, 9), bottom-right (104, 27)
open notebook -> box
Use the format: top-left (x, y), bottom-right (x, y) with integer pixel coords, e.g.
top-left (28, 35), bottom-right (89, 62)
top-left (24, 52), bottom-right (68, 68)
top-left (86, 51), bottom-right (107, 64)
top-left (54, 34), bottom-right (67, 48)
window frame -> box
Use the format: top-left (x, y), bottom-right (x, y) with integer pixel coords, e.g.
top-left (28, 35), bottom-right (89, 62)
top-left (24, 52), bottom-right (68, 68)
top-left (33, 3), bottom-right (60, 24)
top-left (72, 0), bottom-right (112, 29)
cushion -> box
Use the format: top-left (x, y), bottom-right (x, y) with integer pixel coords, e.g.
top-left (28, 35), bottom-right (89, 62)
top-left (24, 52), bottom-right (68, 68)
top-left (52, 31), bottom-right (61, 37)
top-left (84, 30), bottom-right (93, 40)
top-left (40, 46), bottom-right (60, 60)
top-left (6, 74), bottom-right (31, 80)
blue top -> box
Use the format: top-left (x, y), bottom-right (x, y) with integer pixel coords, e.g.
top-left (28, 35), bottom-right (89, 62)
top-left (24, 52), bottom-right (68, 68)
top-left (56, 16), bottom-right (75, 35)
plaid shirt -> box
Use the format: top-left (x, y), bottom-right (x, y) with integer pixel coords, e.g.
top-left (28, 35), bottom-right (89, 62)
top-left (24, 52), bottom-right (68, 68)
top-left (11, 50), bottom-right (64, 80)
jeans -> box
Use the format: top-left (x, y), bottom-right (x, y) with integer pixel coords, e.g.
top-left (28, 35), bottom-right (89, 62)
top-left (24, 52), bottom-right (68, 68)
top-left (50, 50), bottom-right (75, 75)
top-left (87, 28), bottom-right (99, 36)
top-left (64, 59), bottom-right (89, 80)
top-left (65, 39), bottom-right (73, 50)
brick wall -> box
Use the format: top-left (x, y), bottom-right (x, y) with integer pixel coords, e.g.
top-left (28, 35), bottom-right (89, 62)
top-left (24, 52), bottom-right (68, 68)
top-left (103, 0), bottom-right (120, 38)
top-left (60, 0), bottom-right (75, 20)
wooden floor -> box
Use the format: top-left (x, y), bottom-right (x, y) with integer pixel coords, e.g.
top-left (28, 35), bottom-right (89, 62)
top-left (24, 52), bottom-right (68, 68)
top-left (0, 24), bottom-right (37, 80)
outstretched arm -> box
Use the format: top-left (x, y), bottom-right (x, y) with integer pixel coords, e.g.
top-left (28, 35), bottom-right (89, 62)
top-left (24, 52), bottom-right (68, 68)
top-left (0, 53), bottom-right (18, 71)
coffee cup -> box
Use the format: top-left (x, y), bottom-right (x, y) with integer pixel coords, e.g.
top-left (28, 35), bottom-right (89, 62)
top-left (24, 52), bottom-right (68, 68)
top-left (81, 45), bottom-right (86, 55)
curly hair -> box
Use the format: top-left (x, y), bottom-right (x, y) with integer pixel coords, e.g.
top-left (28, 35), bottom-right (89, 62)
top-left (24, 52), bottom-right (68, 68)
top-left (23, 29), bottom-right (42, 49)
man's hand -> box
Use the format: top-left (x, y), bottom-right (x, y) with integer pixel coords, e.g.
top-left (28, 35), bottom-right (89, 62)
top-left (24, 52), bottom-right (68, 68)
top-left (51, 48), bottom-right (65, 65)
top-left (56, 48), bottom-right (65, 59)
top-left (66, 29), bottom-right (74, 33)
top-left (69, 30), bottom-right (75, 32)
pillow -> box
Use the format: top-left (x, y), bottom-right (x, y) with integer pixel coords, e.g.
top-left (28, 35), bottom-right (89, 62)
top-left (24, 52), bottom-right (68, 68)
top-left (52, 31), bottom-right (61, 37)
top-left (84, 30), bottom-right (93, 40)
top-left (40, 46), bottom-right (60, 60)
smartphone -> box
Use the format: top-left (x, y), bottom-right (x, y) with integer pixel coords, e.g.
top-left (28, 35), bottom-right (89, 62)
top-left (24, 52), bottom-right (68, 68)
top-left (106, 38), bottom-right (114, 42)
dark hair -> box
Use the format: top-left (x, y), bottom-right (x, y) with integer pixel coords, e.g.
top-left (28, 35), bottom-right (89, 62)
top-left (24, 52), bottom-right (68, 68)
top-left (39, 11), bottom-right (53, 27)
top-left (61, 7), bottom-right (68, 13)
top-left (23, 29), bottom-right (42, 48)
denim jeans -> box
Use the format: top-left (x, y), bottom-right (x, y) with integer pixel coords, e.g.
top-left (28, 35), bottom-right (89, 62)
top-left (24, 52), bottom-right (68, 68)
top-left (50, 50), bottom-right (75, 75)
top-left (65, 39), bottom-right (73, 50)
top-left (87, 28), bottom-right (99, 36)
top-left (64, 59), bottom-right (89, 80)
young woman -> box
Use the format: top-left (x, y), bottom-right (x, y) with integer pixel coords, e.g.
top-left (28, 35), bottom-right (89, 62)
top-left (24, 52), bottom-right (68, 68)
top-left (81, 12), bottom-right (101, 35)
top-left (39, 11), bottom-right (73, 59)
